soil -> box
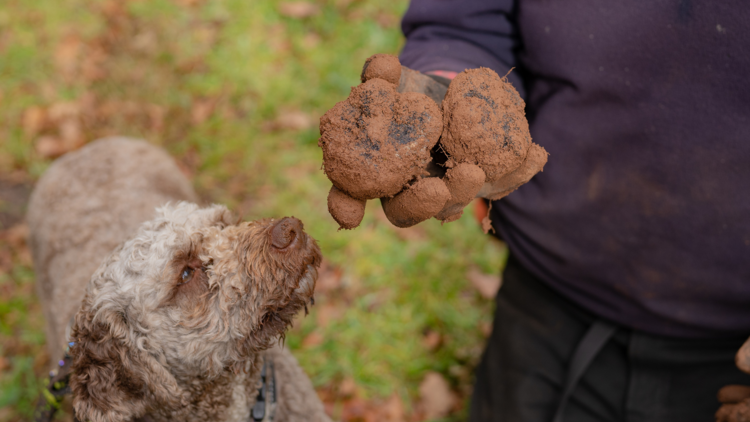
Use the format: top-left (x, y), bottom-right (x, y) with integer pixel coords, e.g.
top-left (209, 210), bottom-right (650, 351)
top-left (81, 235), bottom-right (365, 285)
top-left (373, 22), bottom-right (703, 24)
top-left (319, 78), bottom-right (442, 200)
top-left (327, 186), bottom-right (366, 230)
top-left (440, 68), bottom-right (532, 183)
top-left (360, 54), bottom-right (401, 86)
top-left (435, 163), bottom-right (486, 222)
top-left (380, 177), bottom-right (450, 228)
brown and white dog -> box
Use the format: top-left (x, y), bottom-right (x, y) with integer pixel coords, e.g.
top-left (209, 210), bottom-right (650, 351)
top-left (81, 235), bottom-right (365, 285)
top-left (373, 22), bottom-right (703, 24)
top-left (27, 137), bottom-right (331, 422)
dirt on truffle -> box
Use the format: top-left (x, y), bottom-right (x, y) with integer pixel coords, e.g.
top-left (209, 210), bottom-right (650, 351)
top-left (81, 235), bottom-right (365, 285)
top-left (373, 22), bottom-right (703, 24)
top-left (328, 185), bottom-right (366, 230)
top-left (319, 78), bottom-right (442, 200)
top-left (441, 68), bottom-right (532, 183)
top-left (435, 163), bottom-right (486, 222)
top-left (361, 53), bottom-right (401, 85)
top-left (381, 177), bottom-right (450, 228)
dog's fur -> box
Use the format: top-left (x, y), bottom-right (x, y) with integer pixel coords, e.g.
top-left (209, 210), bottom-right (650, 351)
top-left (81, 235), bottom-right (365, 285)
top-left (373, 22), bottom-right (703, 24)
top-left (27, 137), bottom-right (331, 422)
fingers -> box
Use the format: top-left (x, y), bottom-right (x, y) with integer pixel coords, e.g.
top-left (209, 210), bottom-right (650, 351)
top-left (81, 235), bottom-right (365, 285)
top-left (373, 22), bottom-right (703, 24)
top-left (476, 142), bottom-right (548, 200)
top-left (737, 337), bottom-right (750, 374)
top-left (381, 178), bottom-right (450, 228)
top-left (716, 400), bottom-right (750, 422)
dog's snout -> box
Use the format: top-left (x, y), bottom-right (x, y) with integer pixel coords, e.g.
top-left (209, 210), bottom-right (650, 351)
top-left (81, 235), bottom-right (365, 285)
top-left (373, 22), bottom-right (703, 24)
top-left (270, 217), bottom-right (303, 249)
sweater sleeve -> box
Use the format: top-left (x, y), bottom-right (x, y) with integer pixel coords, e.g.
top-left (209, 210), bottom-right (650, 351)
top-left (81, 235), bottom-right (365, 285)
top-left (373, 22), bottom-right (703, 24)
top-left (400, 0), bottom-right (524, 97)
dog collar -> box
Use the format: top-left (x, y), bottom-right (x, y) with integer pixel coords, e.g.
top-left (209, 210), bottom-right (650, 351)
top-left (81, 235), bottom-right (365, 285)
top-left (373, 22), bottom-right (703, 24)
top-left (251, 358), bottom-right (277, 422)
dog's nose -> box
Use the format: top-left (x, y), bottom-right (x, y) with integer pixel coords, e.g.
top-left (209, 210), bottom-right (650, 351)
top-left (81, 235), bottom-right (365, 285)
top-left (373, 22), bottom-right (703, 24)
top-left (270, 217), bottom-right (303, 249)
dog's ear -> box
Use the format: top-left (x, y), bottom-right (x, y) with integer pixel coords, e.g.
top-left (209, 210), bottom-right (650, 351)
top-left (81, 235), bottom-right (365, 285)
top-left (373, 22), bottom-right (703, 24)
top-left (69, 295), bottom-right (185, 422)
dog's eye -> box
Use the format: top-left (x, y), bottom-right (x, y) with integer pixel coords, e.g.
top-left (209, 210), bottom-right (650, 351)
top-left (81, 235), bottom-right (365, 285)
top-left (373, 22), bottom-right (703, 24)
top-left (178, 267), bottom-right (194, 285)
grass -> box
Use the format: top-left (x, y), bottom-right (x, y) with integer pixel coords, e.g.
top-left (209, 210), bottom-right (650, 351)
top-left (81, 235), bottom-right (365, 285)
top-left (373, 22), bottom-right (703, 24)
top-left (0, 0), bottom-right (507, 420)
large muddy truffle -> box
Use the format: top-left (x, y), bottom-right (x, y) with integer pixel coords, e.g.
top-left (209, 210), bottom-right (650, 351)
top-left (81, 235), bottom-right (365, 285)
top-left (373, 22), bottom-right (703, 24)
top-left (441, 68), bottom-right (532, 183)
top-left (320, 55), bottom-right (547, 231)
top-left (328, 186), bottom-right (366, 230)
top-left (381, 177), bottom-right (451, 228)
top-left (319, 77), bottom-right (442, 200)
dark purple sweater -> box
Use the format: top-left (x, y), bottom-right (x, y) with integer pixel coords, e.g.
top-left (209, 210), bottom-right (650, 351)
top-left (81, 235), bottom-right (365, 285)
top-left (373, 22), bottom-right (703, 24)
top-left (401, 0), bottom-right (750, 338)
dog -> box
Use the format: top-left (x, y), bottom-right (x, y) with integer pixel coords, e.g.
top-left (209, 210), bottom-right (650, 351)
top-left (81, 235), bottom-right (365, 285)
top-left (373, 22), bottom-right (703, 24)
top-left (27, 137), bottom-right (331, 422)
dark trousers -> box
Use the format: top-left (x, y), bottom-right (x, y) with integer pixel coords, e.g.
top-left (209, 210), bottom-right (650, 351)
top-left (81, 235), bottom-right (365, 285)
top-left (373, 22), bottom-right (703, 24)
top-left (470, 257), bottom-right (750, 422)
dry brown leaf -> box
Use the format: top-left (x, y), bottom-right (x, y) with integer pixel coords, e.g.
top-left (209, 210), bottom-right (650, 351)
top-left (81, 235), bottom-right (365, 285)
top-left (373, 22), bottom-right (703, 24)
top-left (379, 394), bottom-right (405, 422)
top-left (418, 372), bottom-right (456, 420)
top-left (467, 267), bottom-right (501, 299)
top-left (274, 110), bottom-right (313, 131)
top-left (315, 303), bottom-right (343, 328)
top-left (35, 136), bottom-right (67, 159)
top-left (301, 331), bottom-right (324, 348)
top-left (22, 106), bottom-right (47, 137)
top-left (423, 330), bottom-right (441, 351)
top-left (339, 376), bottom-right (357, 398)
top-left (55, 33), bottom-right (82, 78)
top-left (279, 2), bottom-right (320, 19)
top-left (191, 98), bottom-right (216, 125)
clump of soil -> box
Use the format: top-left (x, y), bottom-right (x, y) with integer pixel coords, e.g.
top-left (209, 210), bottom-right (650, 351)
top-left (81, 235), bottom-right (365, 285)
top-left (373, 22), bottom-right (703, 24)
top-left (381, 177), bottom-right (450, 228)
top-left (360, 53), bottom-right (401, 85)
top-left (441, 68), bottom-right (532, 183)
top-left (319, 55), bottom-right (547, 230)
top-left (319, 75), bottom-right (442, 200)
top-left (328, 186), bottom-right (366, 230)
top-left (435, 163), bottom-right (486, 222)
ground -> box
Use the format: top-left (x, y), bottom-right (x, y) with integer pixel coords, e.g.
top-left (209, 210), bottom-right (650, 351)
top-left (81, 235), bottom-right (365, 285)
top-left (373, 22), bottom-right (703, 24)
top-left (0, 1), bottom-right (507, 420)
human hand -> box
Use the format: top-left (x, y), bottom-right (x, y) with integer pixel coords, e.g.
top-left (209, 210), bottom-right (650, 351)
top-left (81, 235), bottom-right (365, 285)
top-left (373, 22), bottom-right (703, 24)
top-left (716, 337), bottom-right (750, 422)
top-left (319, 54), bottom-right (547, 230)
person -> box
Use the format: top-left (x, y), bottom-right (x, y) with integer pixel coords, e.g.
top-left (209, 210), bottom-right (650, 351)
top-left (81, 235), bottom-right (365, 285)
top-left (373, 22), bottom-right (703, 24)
top-left (390, 1), bottom-right (750, 421)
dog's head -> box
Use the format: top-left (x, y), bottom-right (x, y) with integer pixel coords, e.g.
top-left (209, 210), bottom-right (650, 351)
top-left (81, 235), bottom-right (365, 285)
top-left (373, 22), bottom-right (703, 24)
top-left (68, 202), bottom-right (321, 422)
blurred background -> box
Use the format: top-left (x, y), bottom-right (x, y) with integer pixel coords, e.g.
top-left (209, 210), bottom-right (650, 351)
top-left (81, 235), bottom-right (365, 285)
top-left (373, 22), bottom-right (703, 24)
top-left (0, 0), bottom-right (507, 420)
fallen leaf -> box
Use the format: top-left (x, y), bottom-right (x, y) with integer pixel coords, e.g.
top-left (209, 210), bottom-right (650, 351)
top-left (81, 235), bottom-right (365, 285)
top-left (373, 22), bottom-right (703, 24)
top-left (418, 372), bottom-right (456, 420)
top-left (379, 394), bottom-right (405, 422)
top-left (279, 2), bottom-right (320, 19)
top-left (22, 106), bottom-right (47, 137)
top-left (315, 302), bottom-right (343, 328)
top-left (467, 267), bottom-right (501, 299)
top-left (191, 98), bottom-right (216, 125)
top-left (423, 329), bottom-right (441, 351)
top-left (340, 397), bottom-right (367, 421)
top-left (339, 376), bottom-right (357, 398)
top-left (4, 223), bottom-right (28, 250)
top-left (301, 331), bottom-right (324, 348)
top-left (35, 136), bottom-right (67, 159)
top-left (55, 32), bottom-right (82, 78)
top-left (274, 110), bottom-right (313, 131)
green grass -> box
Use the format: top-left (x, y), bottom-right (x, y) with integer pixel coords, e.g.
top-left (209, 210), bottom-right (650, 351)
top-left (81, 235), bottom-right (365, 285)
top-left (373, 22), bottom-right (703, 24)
top-left (0, 0), bottom-right (506, 420)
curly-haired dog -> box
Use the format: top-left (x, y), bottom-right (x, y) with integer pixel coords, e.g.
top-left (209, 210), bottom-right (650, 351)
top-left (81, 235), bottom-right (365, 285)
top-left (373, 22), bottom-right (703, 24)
top-left (28, 137), bottom-right (331, 422)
